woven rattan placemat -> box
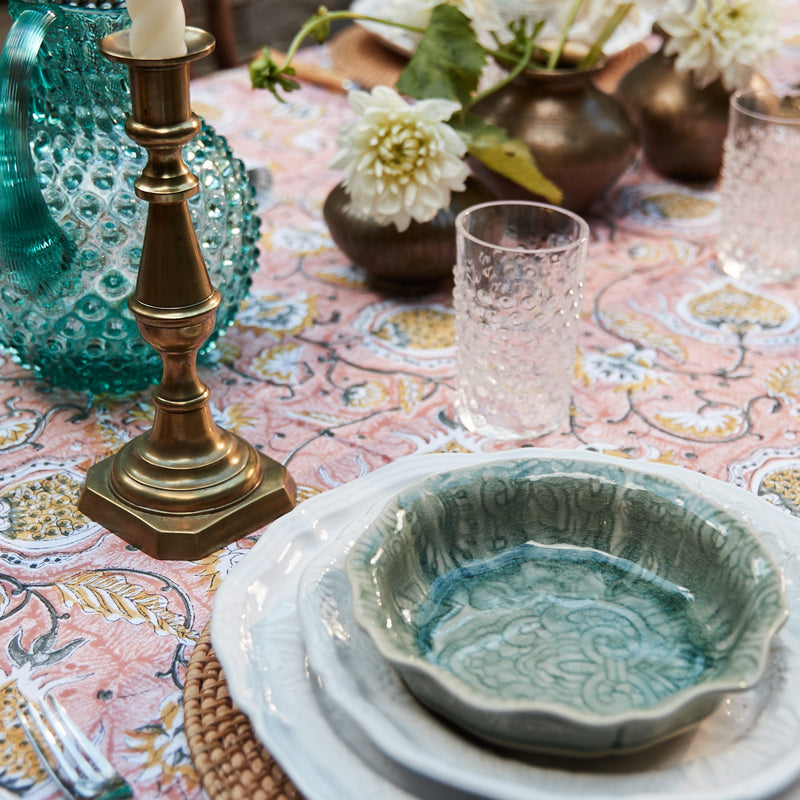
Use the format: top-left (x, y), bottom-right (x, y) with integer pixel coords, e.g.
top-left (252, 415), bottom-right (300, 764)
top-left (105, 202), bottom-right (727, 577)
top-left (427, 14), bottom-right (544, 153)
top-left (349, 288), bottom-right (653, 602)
top-left (330, 25), bottom-right (408, 90)
top-left (184, 624), bottom-right (305, 800)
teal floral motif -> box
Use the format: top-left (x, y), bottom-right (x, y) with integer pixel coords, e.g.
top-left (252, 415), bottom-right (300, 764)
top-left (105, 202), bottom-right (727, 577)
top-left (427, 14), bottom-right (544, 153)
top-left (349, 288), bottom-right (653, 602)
top-left (416, 542), bottom-right (708, 713)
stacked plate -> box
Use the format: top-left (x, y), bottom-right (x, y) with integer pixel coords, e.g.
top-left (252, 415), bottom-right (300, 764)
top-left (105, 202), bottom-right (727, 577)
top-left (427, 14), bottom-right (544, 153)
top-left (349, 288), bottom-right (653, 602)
top-left (212, 449), bottom-right (800, 800)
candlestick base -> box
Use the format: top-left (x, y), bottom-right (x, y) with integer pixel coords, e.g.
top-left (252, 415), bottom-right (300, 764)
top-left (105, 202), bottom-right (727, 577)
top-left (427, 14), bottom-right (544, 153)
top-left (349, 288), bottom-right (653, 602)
top-left (81, 444), bottom-right (295, 561)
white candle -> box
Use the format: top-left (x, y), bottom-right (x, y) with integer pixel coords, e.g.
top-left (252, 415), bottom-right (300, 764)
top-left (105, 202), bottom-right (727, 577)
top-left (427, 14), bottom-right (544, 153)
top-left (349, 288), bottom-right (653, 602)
top-left (128, 0), bottom-right (188, 59)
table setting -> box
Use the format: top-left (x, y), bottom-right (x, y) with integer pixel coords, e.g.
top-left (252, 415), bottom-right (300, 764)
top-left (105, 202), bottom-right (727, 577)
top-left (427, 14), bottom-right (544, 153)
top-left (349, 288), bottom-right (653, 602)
top-left (2, 0), bottom-right (800, 799)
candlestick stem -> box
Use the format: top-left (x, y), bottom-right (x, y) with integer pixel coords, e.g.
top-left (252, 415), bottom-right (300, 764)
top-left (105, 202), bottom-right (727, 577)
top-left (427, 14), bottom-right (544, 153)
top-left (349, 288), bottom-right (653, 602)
top-left (79, 28), bottom-right (295, 560)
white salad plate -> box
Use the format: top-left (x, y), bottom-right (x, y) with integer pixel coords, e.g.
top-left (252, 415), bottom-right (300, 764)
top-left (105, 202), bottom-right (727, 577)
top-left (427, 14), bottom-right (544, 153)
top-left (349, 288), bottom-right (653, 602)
top-left (212, 448), bottom-right (800, 800)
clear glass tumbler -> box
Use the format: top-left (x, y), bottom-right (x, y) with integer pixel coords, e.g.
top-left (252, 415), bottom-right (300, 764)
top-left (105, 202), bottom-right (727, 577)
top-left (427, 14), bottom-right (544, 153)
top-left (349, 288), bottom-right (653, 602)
top-left (453, 201), bottom-right (588, 440)
top-left (717, 90), bottom-right (800, 283)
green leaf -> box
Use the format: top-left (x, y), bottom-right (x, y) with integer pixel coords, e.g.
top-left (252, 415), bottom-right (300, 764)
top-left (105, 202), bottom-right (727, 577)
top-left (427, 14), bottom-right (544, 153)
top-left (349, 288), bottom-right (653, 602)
top-left (396, 5), bottom-right (485, 107)
top-left (453, 115), bottom-right (562, 204)
top-left (451, 113), bottom-right (509, 149)
top-left (249, 47), bottom-right (301, 102)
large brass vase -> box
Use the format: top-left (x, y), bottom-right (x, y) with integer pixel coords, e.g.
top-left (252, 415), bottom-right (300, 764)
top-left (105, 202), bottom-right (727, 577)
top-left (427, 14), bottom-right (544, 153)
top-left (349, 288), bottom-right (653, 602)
top-left (616, 47), bottom-right (731, 181)
top-left (469, 48), bottom-right (636, 213)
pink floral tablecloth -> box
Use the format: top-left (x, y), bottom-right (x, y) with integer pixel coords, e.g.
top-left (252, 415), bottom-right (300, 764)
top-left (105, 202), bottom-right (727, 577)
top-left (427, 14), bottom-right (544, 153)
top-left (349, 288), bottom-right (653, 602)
top-left (2, 17), bottom-right (800, 800)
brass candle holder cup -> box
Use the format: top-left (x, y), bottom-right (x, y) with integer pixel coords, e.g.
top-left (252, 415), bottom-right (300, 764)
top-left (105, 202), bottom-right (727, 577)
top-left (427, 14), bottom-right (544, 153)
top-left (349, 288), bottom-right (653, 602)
top-left (79, 28), bottom-right (295, 561)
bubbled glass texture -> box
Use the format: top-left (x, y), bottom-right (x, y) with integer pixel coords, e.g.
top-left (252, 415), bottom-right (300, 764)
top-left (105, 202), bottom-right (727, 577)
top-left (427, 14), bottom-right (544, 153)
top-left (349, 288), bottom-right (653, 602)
top-left (453, 204), bottom-right (586, 440)
top-left (0, 0), bottom-right (260, 394)
top-left (717, 93), bottom-right (800, 284)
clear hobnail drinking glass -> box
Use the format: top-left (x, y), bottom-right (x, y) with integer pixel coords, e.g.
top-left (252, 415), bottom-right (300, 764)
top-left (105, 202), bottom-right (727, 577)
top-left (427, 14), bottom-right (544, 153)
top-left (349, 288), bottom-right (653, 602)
top-left (453, 201), bottom-right (588, 441)
top-left (717, 90), bottom-right (800, 284)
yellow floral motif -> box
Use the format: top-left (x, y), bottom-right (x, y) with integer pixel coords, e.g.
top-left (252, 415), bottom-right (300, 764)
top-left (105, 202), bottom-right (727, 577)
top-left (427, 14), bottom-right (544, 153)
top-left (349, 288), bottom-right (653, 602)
top-left (293, 411), bottom-right (353, 427)
top-left (618, 373), bottom-right (663, 393)
top-left (760, 468), bottom-right (800, 513)
top-left (268, 225), bottom-right (330, 255)
top-left (0, 416), bottom-right (37, 449)
top-left (0, 681), bottom-right (46, 792)
top-left (399, 377), bottom-right (424, 415)
top-left (576, 344), bottom-right (666, 394)
top-left (214, 404), bottom-right (258, 432)
top-left (253, 343), bottom-right (302, 382)
top-left (126, 402), bottom-right (255, 432)
top-left (654, 408), bottom-right (743, 438)
top-left (1, 472), bottom-right (91, 543)
top-left (237, 292), bottom-right (317, 336)
top-left (574, 348), bottom-right (589, 386)
top-left (375, 308), bottom-right (454, 350)
top-left (765, 363), bottom-right (800, 400)
top-left (601, 312), bottom-right (687, 363)
top-left (126, 401), bottom-right (156, 426)
top-left (343, 381), bottom-right (387, 409)
top-left (688, 284), bottom-right (789, 332)
top-left (54, 572), bottom-right (198, 646)
top-left (433, 440), bottom-right (473, 454)
top-left (641, 192), bottom-right (717, 220)
top-left (189, 541), bottom-right (255, 594)
top-left (649, 450), bottom-right (680, 465)
top-left (189, 556), bottom-right (224, 595)
top-left (599, 448), bottom-right (680, 465)
top-left (211, 338), bottom-right (242, 364)
top-left (316, 265), bottom-right (368, 289)
top-left (295, 485), bottom-right (323, 503)
top-left (190, 100), bottom-right (222, 122)
top-left (93, 390), bottom-right (141, 407)
top-left (125, 695), bottom-right (198, 787)
top-left (95, 418), bottom-right (130, 450)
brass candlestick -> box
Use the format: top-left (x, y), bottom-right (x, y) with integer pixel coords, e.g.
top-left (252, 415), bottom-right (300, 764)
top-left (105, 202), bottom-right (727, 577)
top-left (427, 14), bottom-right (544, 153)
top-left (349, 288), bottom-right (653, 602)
top-left (79, 28), bottom-right (295, 561)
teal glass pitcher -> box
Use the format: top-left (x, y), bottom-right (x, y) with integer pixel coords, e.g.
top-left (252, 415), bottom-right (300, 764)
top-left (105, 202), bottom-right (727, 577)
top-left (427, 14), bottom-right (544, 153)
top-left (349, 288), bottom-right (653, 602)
top-left (0, 0), bottom-right (259, 394)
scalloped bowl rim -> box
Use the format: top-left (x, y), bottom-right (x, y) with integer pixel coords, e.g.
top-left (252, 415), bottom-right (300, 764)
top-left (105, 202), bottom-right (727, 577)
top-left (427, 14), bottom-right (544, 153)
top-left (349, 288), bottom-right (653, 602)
top-left (346, 458), bottom-right (789, 733)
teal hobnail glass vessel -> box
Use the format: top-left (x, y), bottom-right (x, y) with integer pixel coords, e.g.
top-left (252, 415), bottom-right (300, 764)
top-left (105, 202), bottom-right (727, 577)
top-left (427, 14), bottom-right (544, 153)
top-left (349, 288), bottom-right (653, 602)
top-left (0, 0), bottom-right (259, 394)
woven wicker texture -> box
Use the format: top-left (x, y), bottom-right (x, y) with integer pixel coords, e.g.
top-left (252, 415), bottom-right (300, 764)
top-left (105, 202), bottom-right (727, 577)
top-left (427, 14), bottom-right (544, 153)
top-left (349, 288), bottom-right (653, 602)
top-left (329, 24), bottom-right (650, 93)
top-left (184, 624), bottom-right (305, 800)
top-left (330, 25), bottom-right (408, 89)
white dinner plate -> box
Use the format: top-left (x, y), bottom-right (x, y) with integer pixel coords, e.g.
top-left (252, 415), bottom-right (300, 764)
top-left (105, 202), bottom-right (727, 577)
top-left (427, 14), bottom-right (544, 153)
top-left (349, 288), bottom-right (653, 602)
top-left (298, 519), bottom-right (800, 799)
top-left (212, 449), bottom-right (800, 800)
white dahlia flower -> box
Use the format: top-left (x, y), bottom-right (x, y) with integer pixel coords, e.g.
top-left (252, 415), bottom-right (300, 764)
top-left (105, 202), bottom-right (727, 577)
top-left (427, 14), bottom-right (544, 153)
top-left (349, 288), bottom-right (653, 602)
top-left (659, 0), bottom-right (781, 91)
top-left (330, 86), bottom-right (469, 232)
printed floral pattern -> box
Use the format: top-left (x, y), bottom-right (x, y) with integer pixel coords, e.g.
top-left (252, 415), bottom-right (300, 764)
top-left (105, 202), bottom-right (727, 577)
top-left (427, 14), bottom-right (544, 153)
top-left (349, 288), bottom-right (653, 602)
top-left (2, 19), bottom-right (800, 795)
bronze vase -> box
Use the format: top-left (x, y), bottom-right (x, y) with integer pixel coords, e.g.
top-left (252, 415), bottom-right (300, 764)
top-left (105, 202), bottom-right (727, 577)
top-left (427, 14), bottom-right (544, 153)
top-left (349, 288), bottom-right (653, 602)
top-left (323, 176), bottom-right (494, 290)
top-left (616, 46), bottom-right (731, 181)
top-left (469, 45), bottom-right (637, 213)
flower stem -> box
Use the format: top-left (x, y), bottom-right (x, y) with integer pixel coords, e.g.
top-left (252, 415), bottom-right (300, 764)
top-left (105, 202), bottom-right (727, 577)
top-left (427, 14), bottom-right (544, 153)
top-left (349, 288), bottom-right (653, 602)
top-left (469, 37), bottom-right (536, 108)
top-left (546, 0), bottom-right (586, 69)
top-left (280, 10), bottom-right (426, 67)
top-left (578, 3), bottom-right (634, 69)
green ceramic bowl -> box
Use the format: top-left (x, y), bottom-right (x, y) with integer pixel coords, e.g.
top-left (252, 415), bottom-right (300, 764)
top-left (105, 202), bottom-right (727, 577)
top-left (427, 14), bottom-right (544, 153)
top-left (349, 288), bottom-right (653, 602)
top-left (346, 457), bottom-right (788, 756)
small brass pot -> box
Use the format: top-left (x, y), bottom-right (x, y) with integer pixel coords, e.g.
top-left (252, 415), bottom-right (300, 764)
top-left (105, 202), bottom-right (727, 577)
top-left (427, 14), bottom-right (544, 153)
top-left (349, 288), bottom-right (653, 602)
top-left (323, 176), bottom-right (494, 290)
top-left (616, 46), bottom-right (731, 181)
top-left (469, 43), bottom-right (637, 213)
